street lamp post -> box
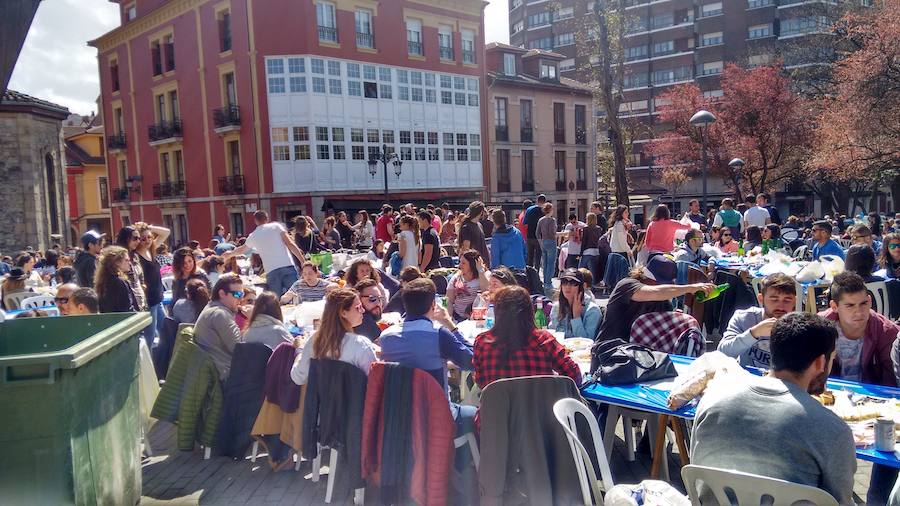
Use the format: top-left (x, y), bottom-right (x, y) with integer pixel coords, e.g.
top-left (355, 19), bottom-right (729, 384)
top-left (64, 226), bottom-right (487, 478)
top-left (367, 143), bottom-right (403, 204)
top-left (729, 157), bottom-right (745, 200)
top-left (690, 110), bottom-right (717, 213)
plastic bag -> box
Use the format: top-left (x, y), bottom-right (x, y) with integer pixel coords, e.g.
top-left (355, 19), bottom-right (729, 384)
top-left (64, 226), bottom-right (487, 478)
top-left (796, 261), bottom-right (826, 283)
top-left (820, 255), bottom-right (845, 282)
top-left (605, 480), bottom-right (691, 506)
top-left (667, 351), bottom-right (747, 410)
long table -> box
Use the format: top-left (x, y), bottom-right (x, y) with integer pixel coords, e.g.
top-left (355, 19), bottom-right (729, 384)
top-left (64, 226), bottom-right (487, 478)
top-left (581, 354), bottom-right (900, 469)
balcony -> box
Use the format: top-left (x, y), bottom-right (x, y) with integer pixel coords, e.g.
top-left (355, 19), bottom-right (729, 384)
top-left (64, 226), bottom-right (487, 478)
top-left (554, 128), bottom-right (566, 144)
top-left (111, 187), bottom-right (130, 203)
top-left (495, 125), bottom-right (509, 142)
top-left (148, 119), bottom-right (182, 146)
top-left (107, 133), bottom-right (126, 151)
top-left (153, 180), bottom-right (186, 200)
top-left (575, 129), bottom-right (587, 145)
top-left (576, 180), bottom-right (588, 191)
top-left (213, 105), bottom-right (241, 134)
top-left (440, 46), bottom-right (454, 60)
top-left (318, 25), bottom-right (338, 43)
top-left (462, 49), bottom-right (475, 64)
top-left (356, 32), bottom-right (374, 48)
top-left (556, 180), bottom-right (567, 191)
top-left (520, 127), bottom-right (533, 143)
top-left (218, 174), bottom-right (246, 195)
top-left (407, 40), bottom-right (423, 56)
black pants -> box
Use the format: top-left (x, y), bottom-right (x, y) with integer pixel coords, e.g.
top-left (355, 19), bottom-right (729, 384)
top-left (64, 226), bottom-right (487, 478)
top-left (526, 238), bottom-right (542, 268)
top-left (565, 254), bottom-right (580, 269)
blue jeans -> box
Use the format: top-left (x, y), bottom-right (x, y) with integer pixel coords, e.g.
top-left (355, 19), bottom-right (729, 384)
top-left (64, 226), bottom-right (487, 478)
top-left (579, 254), bottom-right (599, 286)
top-left (541, 240), bottom-right (557, 289)
top-left (147, 303), bottom-right (166, 346)
top-left (267, 265), bottom-right (299, 298)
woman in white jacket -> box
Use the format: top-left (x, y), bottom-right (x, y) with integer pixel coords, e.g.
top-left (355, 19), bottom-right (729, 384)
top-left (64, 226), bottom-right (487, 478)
top-left (607, 205), bottom-right (634, 263)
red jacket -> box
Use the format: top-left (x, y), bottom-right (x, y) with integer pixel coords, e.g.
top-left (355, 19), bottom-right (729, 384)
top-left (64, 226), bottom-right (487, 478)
top-left (819, 308), bottom-right (899, 386)
top-left (361, 362), bottom-right (455, 506)
top-left (517, 211), bottom-right (528, 238)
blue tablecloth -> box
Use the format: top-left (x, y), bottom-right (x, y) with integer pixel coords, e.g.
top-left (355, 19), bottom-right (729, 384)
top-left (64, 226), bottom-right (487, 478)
top-left (581, 355), bottom-right (900, 468)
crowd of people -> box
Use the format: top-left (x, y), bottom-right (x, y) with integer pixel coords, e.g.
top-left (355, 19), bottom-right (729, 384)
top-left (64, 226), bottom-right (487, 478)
top-left (6, 192), bottom-right (900, 503)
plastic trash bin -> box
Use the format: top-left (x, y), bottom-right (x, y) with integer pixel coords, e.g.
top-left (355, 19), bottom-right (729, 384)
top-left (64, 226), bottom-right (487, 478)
top-left (0, 312), bottom-right (151, 505)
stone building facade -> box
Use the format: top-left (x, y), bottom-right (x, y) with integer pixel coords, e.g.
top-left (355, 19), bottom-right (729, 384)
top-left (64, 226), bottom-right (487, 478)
top-left (0, 90), bottom-right (70, 253)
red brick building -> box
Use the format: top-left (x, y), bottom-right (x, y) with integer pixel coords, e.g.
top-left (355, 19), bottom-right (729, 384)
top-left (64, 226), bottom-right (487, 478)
top-left (91, 0), bottom-right (488, 246)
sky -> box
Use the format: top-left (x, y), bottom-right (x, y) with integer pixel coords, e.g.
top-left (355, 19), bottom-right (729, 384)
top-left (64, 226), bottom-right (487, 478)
top-left (8, 0), bottom-right (510, 116)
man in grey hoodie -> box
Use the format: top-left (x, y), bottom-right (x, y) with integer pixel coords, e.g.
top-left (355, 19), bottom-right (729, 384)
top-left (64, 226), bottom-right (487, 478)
top-left (718, 272), bottom-right (796, 368)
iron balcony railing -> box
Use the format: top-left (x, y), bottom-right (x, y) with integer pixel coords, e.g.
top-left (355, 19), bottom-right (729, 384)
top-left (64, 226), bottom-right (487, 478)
top-left (152, 180), bottom-right (186, 199)
top-left (356, 32), bottom-right (374, 48)
top-left (147, 120), bottom-right (182, 142)
top-left (318, 26), bottom-right (338, 42)
top-left (107, 133), bottom-right (126, 150)
top-left (218, 174), bottom-right (246, 194)
top-left (213, 105), bottom-right (241, 128)
top-left (407, 40), bottom-right (423, 55)
top-left (111, 187), bottom-right (130, 202)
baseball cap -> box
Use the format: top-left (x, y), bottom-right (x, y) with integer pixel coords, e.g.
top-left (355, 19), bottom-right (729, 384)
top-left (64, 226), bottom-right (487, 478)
top-left (558, 268), bottom-right (584, 285)
top-left (80, 230), bottom-right (105, 247)
top-left (643, 255), bottom-right (677, 285)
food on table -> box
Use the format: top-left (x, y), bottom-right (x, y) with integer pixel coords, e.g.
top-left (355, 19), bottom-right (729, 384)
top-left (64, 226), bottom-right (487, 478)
top-left (667, 369), bottom-right (716, 410)
top-left (813, 390), bottom-right (835, 406)
top-left (562, 338), bottom-right (593, 353)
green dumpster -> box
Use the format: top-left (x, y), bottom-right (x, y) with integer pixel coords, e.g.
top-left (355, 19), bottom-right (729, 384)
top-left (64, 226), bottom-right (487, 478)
top-left (0, 312), bottom-right (151, 505)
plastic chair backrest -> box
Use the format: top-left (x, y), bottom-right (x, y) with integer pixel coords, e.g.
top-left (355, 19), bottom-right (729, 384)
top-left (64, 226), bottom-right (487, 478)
top-left (3, 291), bottom-right (34, 310)
top-left (866, 281), bottom-right (891, 317)
top-left (792, 245), bottom-right (808, 260)
top-left (20, 294), bottom-right (55, 310)
top-left (681, 464), bottom-right (838, 506)
top-left (161, 276), bottom-right (175, 291)
top-left (552, 398), bottom-right (614, 506)
top-left (0, 309), bottom-right (5, 323)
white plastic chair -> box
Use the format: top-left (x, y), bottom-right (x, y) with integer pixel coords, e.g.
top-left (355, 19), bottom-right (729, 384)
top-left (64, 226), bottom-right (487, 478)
top-left (311, 445), bottom-right (365, 505)
top-left (681, 464), bottom-right (838, 506)
top-left (20, 294), bottom-right (55, 310)
top-left (866, 281), bottom-right (891, 317)
top-left (838, 237), bottom-right (852, 249)
top-left (749, 278), bottom-right (803, 313)
top-left (3, 291), bottom-right (34, 311)
top-left (553, 398), bottom-right (615, 506)
top-left (792, 245), bottom-right (808, 260)
top-left (161, 276), bottom-right (175, 291)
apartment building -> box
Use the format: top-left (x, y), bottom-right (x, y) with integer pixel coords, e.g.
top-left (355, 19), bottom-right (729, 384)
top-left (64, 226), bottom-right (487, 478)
top-left (509, 0), bottom-right (859, 217)
top-left (486, 43), bottom-right (596, 223)
top-left (90, 0), bottom-right (487, 243)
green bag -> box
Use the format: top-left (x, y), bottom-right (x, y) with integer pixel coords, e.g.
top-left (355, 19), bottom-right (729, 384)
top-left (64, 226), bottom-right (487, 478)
top-left (310, 252), bottom-right (333, 274)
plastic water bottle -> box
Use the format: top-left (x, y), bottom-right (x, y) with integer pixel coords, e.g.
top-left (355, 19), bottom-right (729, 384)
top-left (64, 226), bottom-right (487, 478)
top-left (472, 292), bottom-right (487, 320)
top-left (485, 304), bottom-right (495, 329)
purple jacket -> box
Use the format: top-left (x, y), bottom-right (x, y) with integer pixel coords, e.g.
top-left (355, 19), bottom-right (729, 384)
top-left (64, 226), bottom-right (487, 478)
top-left (264, 342), bottom-right (302, 412)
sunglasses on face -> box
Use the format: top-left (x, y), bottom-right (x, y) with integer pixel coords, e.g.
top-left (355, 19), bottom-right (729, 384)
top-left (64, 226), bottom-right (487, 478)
top-left (889, 243), bottom-right (900, 250)
top-left (229, 290), bottom-right (245, 299)
top-left (722, 234), bottom-right (731, 237)
top-left (366, 295), bottom-right (384, 303)
top-left (130, 236), bottom-right (140, 241)
top-left (54, 297), bottom-right (69, 305)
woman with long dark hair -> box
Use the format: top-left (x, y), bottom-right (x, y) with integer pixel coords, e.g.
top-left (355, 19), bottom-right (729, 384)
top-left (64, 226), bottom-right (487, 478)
top-left (446, 249), bottom-right (490, 321)
top-left (114, 226), bottom-right (147, 311)
top-left (243, 291), bottom-right (293, 349)
top-left (744, 226), bottom-right (763, 251)
top-left (94, 246), bottom-right (138, 314)
top-left (473, 285), bottom-right (581, 390)
top-left (293, 215), bottom-right (321, 256)
top-left (549, 268), bottom-right (602, 339)
top-left (879, 232), bottom-right (900, 279)
top-left (607, 204), bottom-right (633, 257)
top-left (172, 278), bottom-right (209, 324)
top-left (171, 247), bottom-right (209, 304)
top-left (134, 221), bottom-right (171, 341)
top-left (352, 210), bottom-right (375, 250)
top-left (290, 288), bottom-right (377, 385)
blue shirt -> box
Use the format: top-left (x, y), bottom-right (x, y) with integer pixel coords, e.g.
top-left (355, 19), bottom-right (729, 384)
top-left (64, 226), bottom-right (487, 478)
top-left (812, 239), bottom-right (846, 260)
top-left (523, 205), bottom-right (543, 239)
top-left (379, 316), bottom-right (474, 394)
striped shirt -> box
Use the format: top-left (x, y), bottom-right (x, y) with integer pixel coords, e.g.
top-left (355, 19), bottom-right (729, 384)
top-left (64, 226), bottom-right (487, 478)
top-left (288, 278), bottom-right (329, 302)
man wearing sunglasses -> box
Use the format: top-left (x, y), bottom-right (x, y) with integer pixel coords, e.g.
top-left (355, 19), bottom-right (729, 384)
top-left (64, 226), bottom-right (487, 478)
top-left (849, 223), bottom-right (882, 256)
top-left (54, 283), bottom-right (80, 316)
top-left (811, 220), bottom-right (845, 261)
top-left (194, 273), bottom-right (245, 380)
top-left (353, 278), bottom-right (385, 342)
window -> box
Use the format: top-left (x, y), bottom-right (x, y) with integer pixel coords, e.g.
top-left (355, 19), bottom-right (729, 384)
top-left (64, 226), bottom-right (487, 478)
top-left (231, 213), bottom-right (244, 237)
top-left (352, 145), bottom-right (365, 160)
top-left (747, 0), bottom-right (773, 7)
top-left (327, 61), bottom-right (341, 76)
top-left (125, 3), bottom-right (136, 21)
top-left (293, 127), bottom-right (308, 142)
top-left (576, 152), bottom-right (587, 188)
top-left (650, 13), bottom-right (674, 29)
top-left (311, 58), bottom-right (325, 74)
top-left (455, 92), bottom-right (466, 105)
top-left (454, 77), bottom-right (465, 89)
top-left (494, 97), bottom-right (508, 141)
top-left (439, 25), bottom-right (454, 60)
top-left (528, 11), bottom-right (550, 27)
top-left (316, 127), bottom-right (329, 141)
top-left (312, 77), bottom-right (326, 93)
top-left (411, 72), bottom-right (422, 86)
top-left (698, 60), bottom-right (723, 76)
top-left (522, 150), bottom-right (534, 191)
top-left (379, 67), bottom-right (391, 81)
top-left (443, 132), bottom-right (454, 145)
top-left (355, 10), bottom-right (374, 48)
top-left (351, 129), bottom-right (363, 142)
top-left (99, 177), bottom-right (109, 209)
top-left (332, 127), bottom-right (345, 142)
top-left (440, 75), bottom-right (452, 88)
top-left (700, 2), bottom-right (723, 17)
top-left (575, 105), bottom-right (586, 144)
top-left (316, 2), bottom-right (338, 42)
top-left (511, 20), bottom-right (524, 34)
top-left (317, 145), bottom-right (330, 160)
top-left (399, 86), bottom-right (409, 100)
top-left (397, 70), bottom-right (408, 84)
top-left (527, 37), bottom-right (553, 50)
top-left (415, 147), bottom-right (426, 160)
top-left (540, 63), bottom-right (557, 79)
top-left (470, 133), bottom-right (480, 146)
top-left (348, 81), bottom-right (362, 96)
top-left (497, 149), bottom-right (510, 192)
top-left (429, 148), bottom-right (440, 160)
top-left (553, 6), bottom-right (574, 20)
top-left (333, 145), bottom-right (346, 160)
top-left (364, 65), bottom-right (376, 80)
top-left (269, 76), bottom-right (285, 93)
top-left (461, 30), bottom-right (475, 64)
top-left (470, 149), bottom-right (481, 161)
top-left (274, 145), bottom-right (291, 160)
top-left (163, 35), bottom-right (175, 72)
top-left (780, 17), bottom-right (828, 37)
top-left (457, 148), bottom-right (468, 161)
top-left (272, 127), bottom-right (288, 142)
top-left (110, 60), bottom-right (120, 92)
top-left (560, 59), bottom-right (575, 72)
top-left (456, 133), bottom-right (467, 145)
top-left (553, 103), bottom-right (565, 143)
top-left (626, 45), bottom-right (648, 61)
top-left (367, 129), bottom-right (379, 142)
top-left (555, 33), bottom-right (575, 47)
top-left (748, 53), bottom-right (773, 66)
top-left (379, 83), bottom-right (391, 98)
top-left (406, 19), bottom-right (423, 55)
top-left (444, 148), bottom-right (455, 161)
top-left (701, 32), bottom-right (723, 46)
top-left (290, 76), bottom-right (307, 92)
top-left (218, 10), bottom-right (232, 52)
top-left (328, 79), bottom-right (342, 94)
top-left (400, 131), bottom-right (411, 144)
top-left (425, 89), bottom-right (436, 102)
top-left (653, 40), bottom-right (674, 56)
top-left (555, 151), bottom-right (567, 186)
top-left (651, 66), bottom-right (692, 85)
top-left (411, 88), bottom-right (423, 101)
top-left (428, 132), bottom-right (438, 144)
top-left (441, 91), bottom-right (452, 104)
top-left (400, 147), bottom-right (412, 160)
top-left (414, 131), bottom-right (425, 144)
top-left (503, 53), bottom-right (516, 76)
top-left (748, 24), bottom-right (772, 39)
top-left (294, 145), bottom-right (310, 160)
top-left (368, 146), bottom-right (380, 159)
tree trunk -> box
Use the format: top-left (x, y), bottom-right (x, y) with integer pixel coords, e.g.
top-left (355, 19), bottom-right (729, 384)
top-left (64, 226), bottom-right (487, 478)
top-left (593, 1), bottom-right (629, 207)
top-left (890, 173), bottom-right (900, 212)
top-left (608, 124), bottom-right (630, 206)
